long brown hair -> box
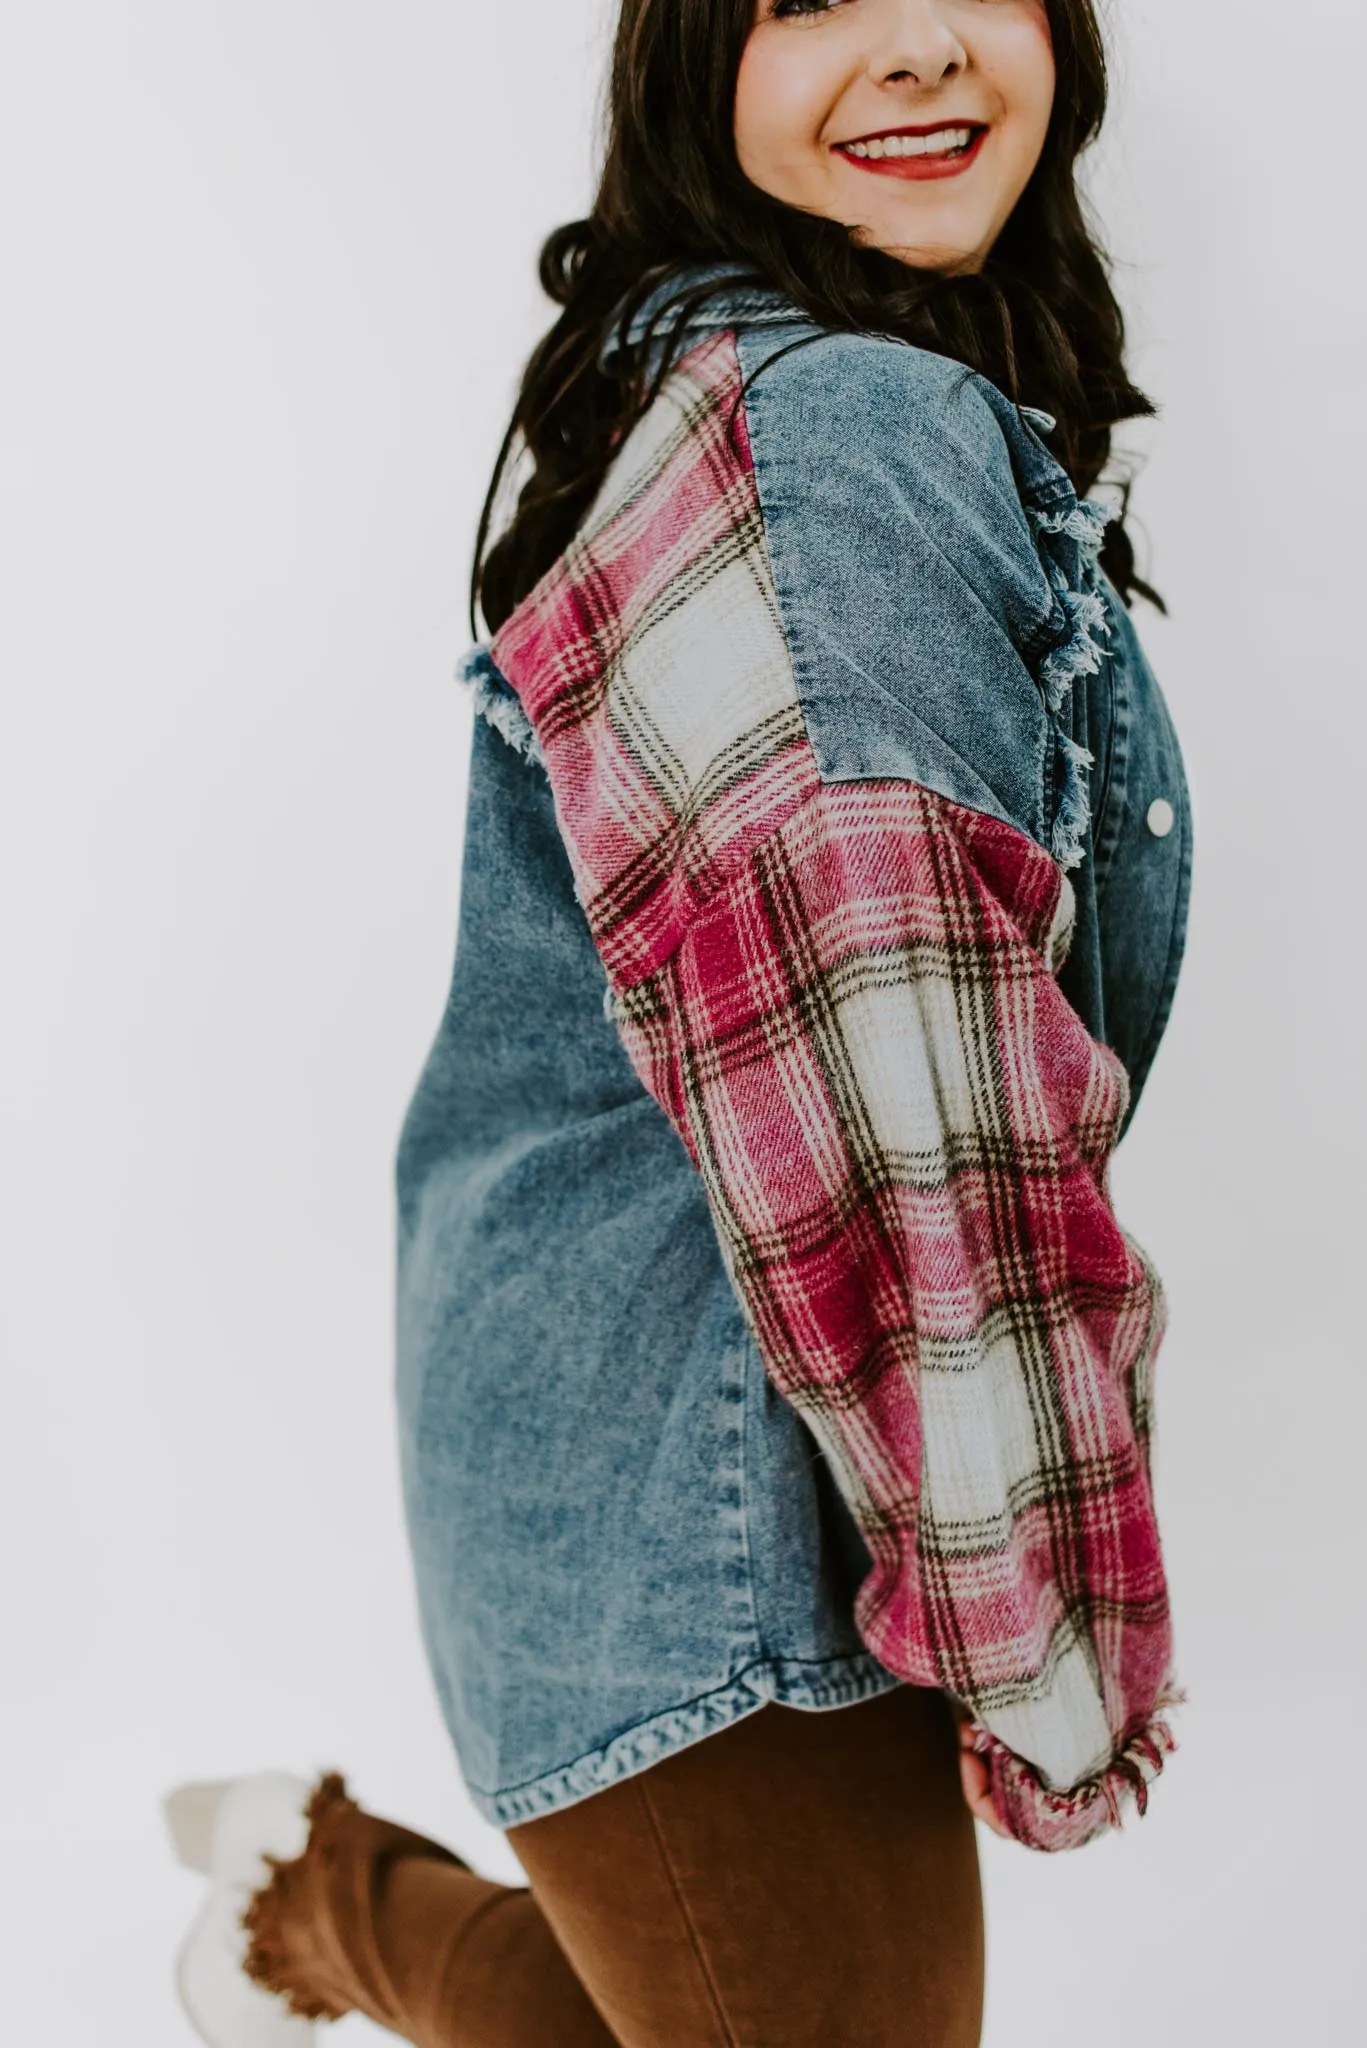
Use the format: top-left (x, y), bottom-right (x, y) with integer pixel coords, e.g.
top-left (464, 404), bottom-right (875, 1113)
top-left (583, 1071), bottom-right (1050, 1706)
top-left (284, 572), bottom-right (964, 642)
top-left (474, 0), bottom-right (1161, 636)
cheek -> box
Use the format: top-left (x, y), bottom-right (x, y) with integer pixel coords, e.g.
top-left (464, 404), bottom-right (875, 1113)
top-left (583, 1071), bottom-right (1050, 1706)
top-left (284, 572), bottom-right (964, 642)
top-left (1025, 0), bottom-right (1054, 49)
top-left (1024, 1), bottom-right (1056, 118)
top-left (1020, 4), bottom-right (1056, 96)
top-left (979, 7), bottom-right (1056, 155)
top-left (734, 33), bottom-right (831, 189)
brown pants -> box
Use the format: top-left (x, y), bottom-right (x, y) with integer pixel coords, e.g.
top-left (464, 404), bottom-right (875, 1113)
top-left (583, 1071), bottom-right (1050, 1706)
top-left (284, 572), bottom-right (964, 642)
top-left (243, 1685), bottom-right (984, 2046)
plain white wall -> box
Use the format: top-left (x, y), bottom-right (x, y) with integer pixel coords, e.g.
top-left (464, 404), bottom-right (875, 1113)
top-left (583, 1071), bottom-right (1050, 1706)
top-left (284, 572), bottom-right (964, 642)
top-left (3, 3), bottom-right (1363, 2041)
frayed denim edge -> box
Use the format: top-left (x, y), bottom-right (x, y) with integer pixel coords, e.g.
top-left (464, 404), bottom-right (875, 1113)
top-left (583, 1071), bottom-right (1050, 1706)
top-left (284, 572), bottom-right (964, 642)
top-left (465, 1651), bottom-right (903, 1829)
top-left (1027, 496), bottom-right (1112, 874)
top-left (457, 646), bottom-right (548, 773)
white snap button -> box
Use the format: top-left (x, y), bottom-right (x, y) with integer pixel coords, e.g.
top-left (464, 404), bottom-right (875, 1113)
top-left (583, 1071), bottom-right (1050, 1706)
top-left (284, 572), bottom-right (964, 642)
top-left (1146, 798), bottom-right (1175, 838)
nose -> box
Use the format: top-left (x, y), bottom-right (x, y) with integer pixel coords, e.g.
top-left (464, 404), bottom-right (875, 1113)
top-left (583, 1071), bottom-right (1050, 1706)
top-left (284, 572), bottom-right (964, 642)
top-left (872, 0), bottom-right (967, 91)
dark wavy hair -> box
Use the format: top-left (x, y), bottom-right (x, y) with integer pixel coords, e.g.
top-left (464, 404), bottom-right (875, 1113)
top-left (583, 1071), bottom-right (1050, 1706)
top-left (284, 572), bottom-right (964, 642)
top-left (474, 0), bottom-right (1161, 636)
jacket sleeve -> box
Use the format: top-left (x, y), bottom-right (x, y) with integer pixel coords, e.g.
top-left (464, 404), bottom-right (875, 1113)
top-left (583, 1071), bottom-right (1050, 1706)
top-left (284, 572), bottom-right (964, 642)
top-left (491, 324), bottom-right (1180, 1851)
top-left (615, 771), bottom-right (1178, 1852)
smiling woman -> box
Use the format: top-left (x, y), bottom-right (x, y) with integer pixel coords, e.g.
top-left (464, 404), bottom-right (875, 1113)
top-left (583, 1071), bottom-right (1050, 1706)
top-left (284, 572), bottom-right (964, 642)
top-left (167, 3), bottom-right (1195, 2044)
top-left (737, 0), bottom-right (1056, 270)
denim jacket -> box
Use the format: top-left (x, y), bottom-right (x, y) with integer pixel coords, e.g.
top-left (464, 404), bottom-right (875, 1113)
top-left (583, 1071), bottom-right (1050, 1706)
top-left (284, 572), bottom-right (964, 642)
top-left (395, 278), bottom-right (1193, 1852)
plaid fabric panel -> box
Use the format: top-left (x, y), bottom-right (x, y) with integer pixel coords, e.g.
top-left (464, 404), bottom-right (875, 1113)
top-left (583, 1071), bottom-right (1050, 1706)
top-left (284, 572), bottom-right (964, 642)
top-left (492, 330), bottom-right (818, 987)
top-left (492, 331), bottom-right (1177, 1851)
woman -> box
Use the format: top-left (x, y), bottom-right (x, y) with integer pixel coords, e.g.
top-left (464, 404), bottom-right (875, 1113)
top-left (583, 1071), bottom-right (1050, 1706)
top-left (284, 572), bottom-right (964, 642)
top-left (167, 1), bottom-right (1193, 2042)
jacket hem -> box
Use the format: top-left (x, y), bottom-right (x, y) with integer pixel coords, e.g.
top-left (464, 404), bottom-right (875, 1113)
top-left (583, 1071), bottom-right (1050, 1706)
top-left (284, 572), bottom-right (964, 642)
top-left (465, 1651), bottom-right (905, 1830)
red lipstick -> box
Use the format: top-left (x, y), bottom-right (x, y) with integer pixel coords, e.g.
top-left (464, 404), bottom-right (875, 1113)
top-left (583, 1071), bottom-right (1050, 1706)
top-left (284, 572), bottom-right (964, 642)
top-left (832, 122), bottom-right (988, 182)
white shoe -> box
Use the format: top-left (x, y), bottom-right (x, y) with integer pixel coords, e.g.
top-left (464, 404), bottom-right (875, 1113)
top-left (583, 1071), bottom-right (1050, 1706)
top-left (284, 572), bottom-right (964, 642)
top-left (165, 1772), bottom-right (319, 2046)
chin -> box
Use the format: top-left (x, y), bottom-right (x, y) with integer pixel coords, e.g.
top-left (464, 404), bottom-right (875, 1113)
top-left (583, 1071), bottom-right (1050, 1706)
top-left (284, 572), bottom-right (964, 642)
top-left (867, 232), bottom-right (981, 274)
top-left (863, 210), bottom-right (984, 266)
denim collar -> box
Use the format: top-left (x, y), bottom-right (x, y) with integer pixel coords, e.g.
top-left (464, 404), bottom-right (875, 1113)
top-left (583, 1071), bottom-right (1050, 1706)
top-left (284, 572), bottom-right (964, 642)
top-left (602, 261), bottom-right (1059, 442)
top-left (601, 264), bottom-right (810, 364)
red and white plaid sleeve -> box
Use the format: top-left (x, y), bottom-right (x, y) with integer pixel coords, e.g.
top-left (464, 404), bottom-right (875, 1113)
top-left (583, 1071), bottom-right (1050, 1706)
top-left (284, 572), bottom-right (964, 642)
top-left (614, 775), bottom-right (1178, 1852)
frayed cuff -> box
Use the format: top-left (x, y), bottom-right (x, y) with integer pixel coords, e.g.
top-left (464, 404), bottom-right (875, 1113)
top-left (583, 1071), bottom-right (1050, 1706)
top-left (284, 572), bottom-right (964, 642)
top-left (972, 1688), bottom-right (1184, 1854)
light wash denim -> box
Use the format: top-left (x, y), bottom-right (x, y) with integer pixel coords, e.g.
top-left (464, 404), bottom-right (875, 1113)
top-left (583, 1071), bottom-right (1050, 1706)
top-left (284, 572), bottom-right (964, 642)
top-left (394, 280), bottom-right (1193, 1827)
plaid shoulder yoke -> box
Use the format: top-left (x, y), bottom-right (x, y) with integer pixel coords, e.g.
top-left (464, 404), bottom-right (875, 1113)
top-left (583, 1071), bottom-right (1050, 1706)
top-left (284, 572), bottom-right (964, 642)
top-left (491, 329), bottom-right (1179, 1852)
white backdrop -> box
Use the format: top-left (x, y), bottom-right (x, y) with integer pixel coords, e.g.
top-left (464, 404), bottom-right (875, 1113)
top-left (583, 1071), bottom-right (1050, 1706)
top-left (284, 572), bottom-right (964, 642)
top-left (3, 3), bottom-right (1363, 2041)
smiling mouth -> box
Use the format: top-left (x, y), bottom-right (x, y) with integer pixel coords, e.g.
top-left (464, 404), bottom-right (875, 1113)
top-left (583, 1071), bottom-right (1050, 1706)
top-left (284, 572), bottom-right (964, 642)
top-left (832, 123), bottom-right (988, 180)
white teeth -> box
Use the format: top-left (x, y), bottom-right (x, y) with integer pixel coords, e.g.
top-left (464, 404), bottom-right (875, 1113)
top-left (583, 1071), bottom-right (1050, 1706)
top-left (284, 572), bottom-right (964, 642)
top-left (843, 126), bottom-right (976, 161)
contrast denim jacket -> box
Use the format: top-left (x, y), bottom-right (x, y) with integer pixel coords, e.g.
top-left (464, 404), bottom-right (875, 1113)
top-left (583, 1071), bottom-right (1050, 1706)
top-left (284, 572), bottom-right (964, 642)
top-left (396, 278), bottom-right (1193, 1852)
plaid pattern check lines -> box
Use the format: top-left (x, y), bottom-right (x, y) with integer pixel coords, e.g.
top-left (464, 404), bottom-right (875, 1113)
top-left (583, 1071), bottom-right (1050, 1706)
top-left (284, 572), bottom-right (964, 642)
top-left (492, 331), bottom-right (1178, 1851)
top-left (495, 332), bottom-right (818, 985)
